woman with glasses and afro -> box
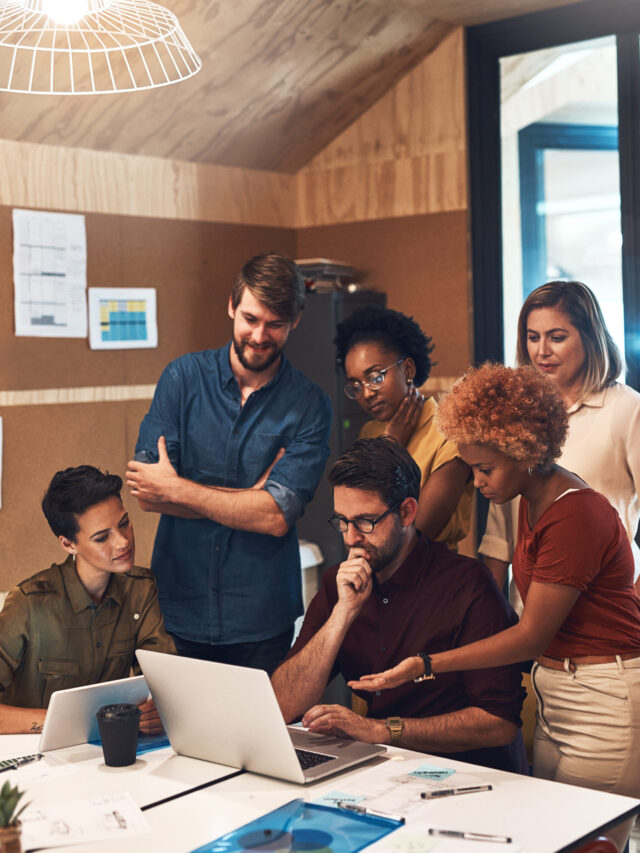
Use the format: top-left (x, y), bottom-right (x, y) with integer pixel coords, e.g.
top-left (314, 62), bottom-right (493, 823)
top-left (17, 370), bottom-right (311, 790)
top-left (335, 306), bottom-right (472, 548)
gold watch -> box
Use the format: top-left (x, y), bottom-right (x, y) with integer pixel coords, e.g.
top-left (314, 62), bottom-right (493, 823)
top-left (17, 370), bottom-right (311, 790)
top-left (385, 716), bottom-right (404, 744)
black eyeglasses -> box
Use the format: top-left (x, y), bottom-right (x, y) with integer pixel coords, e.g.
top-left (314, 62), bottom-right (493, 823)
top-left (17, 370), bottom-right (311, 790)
top-left (343, 359), bottom-right (405, 400)
top-left (328, 502), bottom-right (400, 534)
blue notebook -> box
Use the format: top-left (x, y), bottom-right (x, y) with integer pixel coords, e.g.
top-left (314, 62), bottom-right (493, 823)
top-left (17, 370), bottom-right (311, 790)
top-left (189, 798), bottom-right (403, 853)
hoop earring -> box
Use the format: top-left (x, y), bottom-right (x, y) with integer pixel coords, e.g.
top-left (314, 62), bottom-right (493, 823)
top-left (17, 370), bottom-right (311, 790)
top-left (527, 467), bottom-right (533, 476)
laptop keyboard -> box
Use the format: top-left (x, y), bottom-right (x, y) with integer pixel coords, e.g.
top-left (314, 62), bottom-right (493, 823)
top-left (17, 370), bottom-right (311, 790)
top-left (295, 748), bottom-right (335, 770)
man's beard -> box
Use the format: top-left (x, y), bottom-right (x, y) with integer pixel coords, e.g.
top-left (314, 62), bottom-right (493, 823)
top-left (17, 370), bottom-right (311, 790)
top-left (363, 520), bottom-right (404, 575)
top-left (233, 335), bottom-right (282, 373)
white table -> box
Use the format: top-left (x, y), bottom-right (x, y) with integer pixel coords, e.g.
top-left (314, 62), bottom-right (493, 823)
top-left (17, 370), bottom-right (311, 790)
top-left (2, 736), bottom-right (638, 853)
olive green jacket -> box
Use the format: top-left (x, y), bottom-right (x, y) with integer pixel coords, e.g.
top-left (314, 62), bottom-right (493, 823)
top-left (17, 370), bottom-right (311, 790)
top-left (0, 555), bottom-right (175, 709)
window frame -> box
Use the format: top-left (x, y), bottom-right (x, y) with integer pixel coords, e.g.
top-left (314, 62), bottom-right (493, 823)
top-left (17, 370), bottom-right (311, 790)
top-left (519, 121), bottom-right (619, 297)
top-left (467, 0), bottom-right (640, 390)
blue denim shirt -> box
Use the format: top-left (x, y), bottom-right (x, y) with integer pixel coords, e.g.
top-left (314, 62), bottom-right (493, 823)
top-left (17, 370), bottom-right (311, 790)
top-left (135, 344), bottom-right (332, 644)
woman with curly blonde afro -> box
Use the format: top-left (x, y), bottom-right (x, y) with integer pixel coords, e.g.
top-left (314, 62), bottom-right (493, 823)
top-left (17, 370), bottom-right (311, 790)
top-left (351, 363), bottom-right (640, 850)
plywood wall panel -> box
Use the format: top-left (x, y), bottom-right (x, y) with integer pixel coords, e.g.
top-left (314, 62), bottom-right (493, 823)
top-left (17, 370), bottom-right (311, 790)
top-left (296, 151), bottom-right (467, 227)
top-left (0, 141), bottom-right (297, 228)
top-left (304, 28), bottom-right (466, 171)
top-left (296, 28), bottom-right (467, 226)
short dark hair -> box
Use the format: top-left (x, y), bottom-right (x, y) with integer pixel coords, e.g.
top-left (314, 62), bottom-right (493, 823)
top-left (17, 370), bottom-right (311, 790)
top-left (42, 466), bottom-right (123, 541)
top-left (330, 436), bottom-right (421, 506)
top-left (334, 306), bottom-right (434, 386)
top-left (230, 252), bottom-right (306, 322)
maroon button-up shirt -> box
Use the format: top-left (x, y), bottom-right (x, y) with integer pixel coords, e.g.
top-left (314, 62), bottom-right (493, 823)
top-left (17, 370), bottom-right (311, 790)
top-left (289, 536), bottom-right (527, 773)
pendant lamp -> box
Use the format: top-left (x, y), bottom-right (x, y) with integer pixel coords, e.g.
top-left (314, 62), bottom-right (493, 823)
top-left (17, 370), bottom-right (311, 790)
top-left (0, 0), bottom-right (201, 94)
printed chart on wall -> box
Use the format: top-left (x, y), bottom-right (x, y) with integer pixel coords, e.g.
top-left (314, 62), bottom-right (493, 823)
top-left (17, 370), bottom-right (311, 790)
top-left (88, 288), bottom-right (158, 350)
top-left (13, 209), bottom-right (87, 338)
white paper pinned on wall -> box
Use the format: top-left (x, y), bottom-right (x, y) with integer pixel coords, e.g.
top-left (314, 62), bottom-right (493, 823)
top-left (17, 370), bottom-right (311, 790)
top-left (13, 209), bottom-right (87, 338)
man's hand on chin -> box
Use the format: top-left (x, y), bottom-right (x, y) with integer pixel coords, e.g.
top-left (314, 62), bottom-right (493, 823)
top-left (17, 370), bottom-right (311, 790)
top-left (301, 704), bottom-right (388, 744)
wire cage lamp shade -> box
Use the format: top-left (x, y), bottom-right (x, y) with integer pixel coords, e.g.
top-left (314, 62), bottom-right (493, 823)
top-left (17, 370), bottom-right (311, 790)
top-left (0, 0), bottom-right (202, 94)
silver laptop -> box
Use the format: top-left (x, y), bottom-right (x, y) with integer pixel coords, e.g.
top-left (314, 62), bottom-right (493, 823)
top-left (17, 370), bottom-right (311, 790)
top-left (136, 650), bottom-right (386, 784)
top-left (39, 675), bottom-right (149, 752)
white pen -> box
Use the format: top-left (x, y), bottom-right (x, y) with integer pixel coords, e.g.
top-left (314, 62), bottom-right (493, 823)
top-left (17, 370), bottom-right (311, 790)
top-left (336, 801), bottom-right (405, 824)
top-left (421, 784), bottom-right (493, 800)
top-left (429, 828), bottom-right (512, 843)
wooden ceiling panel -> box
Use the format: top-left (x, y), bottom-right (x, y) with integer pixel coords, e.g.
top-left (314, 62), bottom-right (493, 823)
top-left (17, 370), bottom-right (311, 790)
top-left (0, 0), bottom-right (588, 172)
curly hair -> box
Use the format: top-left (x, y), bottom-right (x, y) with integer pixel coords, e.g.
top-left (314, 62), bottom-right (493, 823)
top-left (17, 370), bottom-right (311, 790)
top-left (436, 363), bottom-right (568, 472)
top-left (334, 306), bottom-right (434, 386)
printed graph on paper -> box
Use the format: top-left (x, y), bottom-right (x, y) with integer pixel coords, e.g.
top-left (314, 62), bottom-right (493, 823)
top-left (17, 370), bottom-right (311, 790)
top-left (88, 288), bottom-right (158, 350)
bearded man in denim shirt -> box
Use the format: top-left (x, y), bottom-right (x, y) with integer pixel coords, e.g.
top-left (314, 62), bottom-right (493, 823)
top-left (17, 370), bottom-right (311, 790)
top-left (127, 253), bottom-right (331, 673)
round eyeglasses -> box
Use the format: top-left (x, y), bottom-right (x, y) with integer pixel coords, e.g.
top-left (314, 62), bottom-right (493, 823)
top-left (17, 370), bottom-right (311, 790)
top-left (328, 502), bottom-right (400, 534)
top-left (343, 359), bottom-right (406, 399)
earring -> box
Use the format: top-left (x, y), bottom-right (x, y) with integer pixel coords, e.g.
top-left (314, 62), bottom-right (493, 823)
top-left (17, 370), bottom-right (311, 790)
top-left (527, 467), bottom-right (533, 476)
top-left (407, 377), bottom-right (413, 387)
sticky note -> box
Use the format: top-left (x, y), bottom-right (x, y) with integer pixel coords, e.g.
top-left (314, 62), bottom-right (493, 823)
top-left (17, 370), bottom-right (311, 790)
top-left (312, 790), bottom-right (366, 807)
top-left (409, 763), bottom-right (455, 781)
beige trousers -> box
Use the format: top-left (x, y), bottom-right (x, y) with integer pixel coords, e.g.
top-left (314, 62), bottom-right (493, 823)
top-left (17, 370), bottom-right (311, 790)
top-left (532, 656), bottom-right (640, 798)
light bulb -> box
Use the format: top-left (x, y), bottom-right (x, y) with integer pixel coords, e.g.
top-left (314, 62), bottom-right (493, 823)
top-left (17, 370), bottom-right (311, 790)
top-left (41, 0), bottom-right (92, 25)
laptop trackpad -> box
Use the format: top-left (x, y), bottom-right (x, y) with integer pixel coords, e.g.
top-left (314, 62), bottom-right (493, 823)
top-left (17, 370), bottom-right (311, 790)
top-left (288, 726), bottom-right (377, 758)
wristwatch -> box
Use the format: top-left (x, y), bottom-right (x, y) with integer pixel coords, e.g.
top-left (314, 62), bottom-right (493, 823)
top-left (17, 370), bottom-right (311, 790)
top-left (385, 716), bottom-right (404, 744)
top-left (414, 651), bottom-right (435, 683)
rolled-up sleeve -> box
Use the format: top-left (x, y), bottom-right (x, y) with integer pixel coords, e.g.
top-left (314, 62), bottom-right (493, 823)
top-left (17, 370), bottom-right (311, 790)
top-left (135, 361), bottom-right (182, 468)
top-left (264, 388), bottom-right (331, 526)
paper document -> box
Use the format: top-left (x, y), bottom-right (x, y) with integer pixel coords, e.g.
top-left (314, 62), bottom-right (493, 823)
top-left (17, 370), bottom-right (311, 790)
top-left (88, 287), bottom-right (158, 349)
top-left (314, 759), bottom-right (485, 818)
top-left (21, 791), bottom-right (150, 849)
top-left (13, 209), bottom-right (87, 338)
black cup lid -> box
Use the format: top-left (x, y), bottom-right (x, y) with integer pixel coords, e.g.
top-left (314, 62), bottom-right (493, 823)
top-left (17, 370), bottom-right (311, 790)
top-left (96, 703), bottom-right (141, 720)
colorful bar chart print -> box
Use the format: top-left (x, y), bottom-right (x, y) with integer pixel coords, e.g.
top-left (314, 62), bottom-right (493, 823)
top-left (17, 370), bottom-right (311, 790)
top-left (88, 288), bottom-right (157, 350)
top-left (100, 298), bottom-right (148, 342)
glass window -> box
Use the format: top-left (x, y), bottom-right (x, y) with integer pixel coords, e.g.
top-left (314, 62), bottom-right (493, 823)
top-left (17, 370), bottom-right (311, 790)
top-left (499, 36), bottom-right (623, 369)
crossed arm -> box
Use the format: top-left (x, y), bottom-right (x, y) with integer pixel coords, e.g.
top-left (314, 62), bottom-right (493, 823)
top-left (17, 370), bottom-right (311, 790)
top-left (126, 437), bottom-right (288, 537)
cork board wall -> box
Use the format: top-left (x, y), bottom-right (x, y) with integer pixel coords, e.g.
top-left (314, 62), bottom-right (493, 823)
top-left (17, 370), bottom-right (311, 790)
top-left (0, 205), bottom-right (295, 589)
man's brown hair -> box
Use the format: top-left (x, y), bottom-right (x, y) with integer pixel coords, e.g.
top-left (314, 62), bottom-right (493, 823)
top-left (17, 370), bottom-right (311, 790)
top-left (231, 253), bottom-right (306, 322)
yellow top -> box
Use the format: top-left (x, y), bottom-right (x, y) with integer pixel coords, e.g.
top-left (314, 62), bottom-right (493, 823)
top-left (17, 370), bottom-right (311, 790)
top-left (359, 395), bottom-right (473, 546)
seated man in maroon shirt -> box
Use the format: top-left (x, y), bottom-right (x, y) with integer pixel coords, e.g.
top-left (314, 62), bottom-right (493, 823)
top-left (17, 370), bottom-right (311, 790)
top-left (272, 436), bottom-right (528, 773)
